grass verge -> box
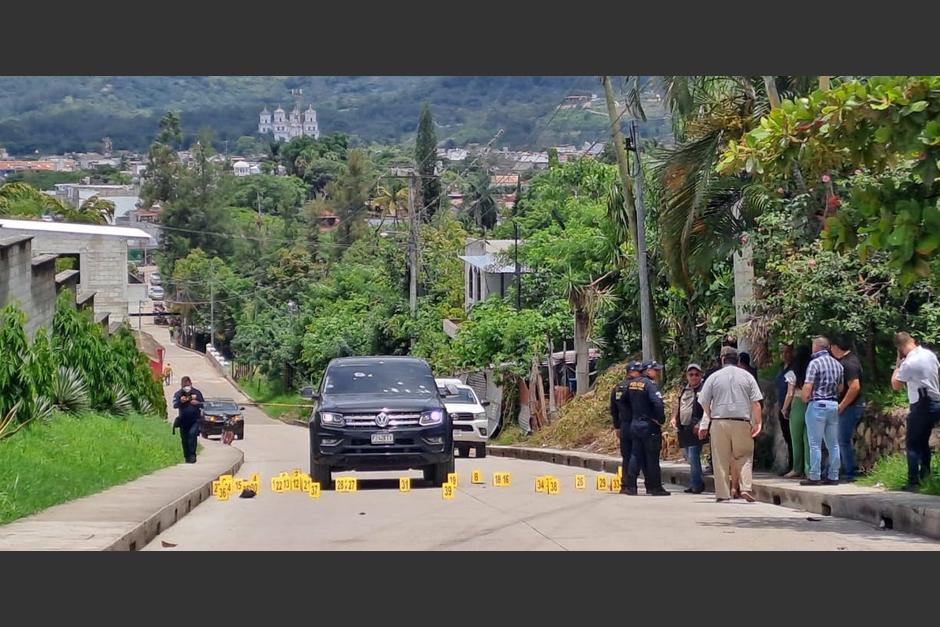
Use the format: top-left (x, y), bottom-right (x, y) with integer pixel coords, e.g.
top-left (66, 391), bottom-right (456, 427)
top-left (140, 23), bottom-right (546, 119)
top-left (0, 412), bottom-right (180, 525)
top-left (858, 452), bottom-right (940, 496)
top-left (239, 376), bottom-right (311, 422)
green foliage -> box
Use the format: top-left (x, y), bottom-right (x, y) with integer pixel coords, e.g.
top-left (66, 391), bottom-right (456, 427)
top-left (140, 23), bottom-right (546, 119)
top-left (0, 305), bottom-right (35, 423)
top-left (859, 453), bottom-right (940, 496)
top-left (0, 181), bottom-right (107, 224)
top-left (0, 412), bottom-right (179, 525)
top-left (50, 367), bottom-right (91, 413)
top-left (416, 103), bottom-right (442, 221)
top-left (721, 76), bottom-right (940, 283)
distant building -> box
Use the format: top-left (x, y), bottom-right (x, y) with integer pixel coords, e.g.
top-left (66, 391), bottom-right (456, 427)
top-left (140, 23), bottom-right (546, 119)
top-left (52, 183), bottom-right (140, 222)
top-left (259, 103), bottom-right (320, 142)
top-left (459, 239), bottom-right (529, 311)
top-left (232, 160), bottom-right (251, 177)
top-left (0, 159), bottom-right (78, 174)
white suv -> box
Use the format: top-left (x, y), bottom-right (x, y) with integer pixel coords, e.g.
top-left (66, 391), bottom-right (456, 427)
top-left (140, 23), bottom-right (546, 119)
top-left (436, 378), bottom-right (489, 458)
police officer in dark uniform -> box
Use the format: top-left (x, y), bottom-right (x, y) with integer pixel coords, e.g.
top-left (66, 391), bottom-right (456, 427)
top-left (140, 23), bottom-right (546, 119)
top-left (623, 361), bottom-right (670, 496)
top-left (611, 361), bottom-right (644, 494)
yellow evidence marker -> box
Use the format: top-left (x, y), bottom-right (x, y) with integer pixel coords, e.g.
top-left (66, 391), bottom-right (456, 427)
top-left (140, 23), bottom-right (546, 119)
top-left (596, 475), bottom-right (610, 491)
top-left (308, 482), bottom-right (321, 499)
top-left (547, 477), bottom-right (560, 495)
top-left (493, 472), bottom-right (512, 487)
top-left (336, 477), bottom-right (358, 493)
top-left (535, 476), bottom-right (548, 493)
top-left (399, 477), bottom-right (411, 492)
top-left (447, 472), bottom-right (458, 487)
top-left (471, 470), bottom-right (483, 484)
top-left (442, 483), bottom-right (456, 500)
top-left (618, 465), bottom-right (623, 478)
top-left (611, 476), bottom-right (622, 492)
top-left (575, 475), bottom-right (586, 489)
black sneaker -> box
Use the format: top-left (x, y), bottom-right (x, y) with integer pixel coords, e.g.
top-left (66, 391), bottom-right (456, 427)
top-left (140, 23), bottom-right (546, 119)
top-left (800, 479), bottom-right (821, 486)
top-left (822, 478), bottom-right (839, 486)
top-left (716, 497), bottom-right (729, 502)
top-left (901, 484), bottom-right (921, 493)
top-left (683, 487), bottom-right (705, 494)
top-left (620, 488), bottom-right (638, 495)
top-left (648, 489), bottom-right (671, 496)
top-left (185, 456), bottom-right (197, 464)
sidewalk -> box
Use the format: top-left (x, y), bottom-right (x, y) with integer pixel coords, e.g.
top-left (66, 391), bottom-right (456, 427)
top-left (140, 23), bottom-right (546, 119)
top-left (490, 445), bottom-right (940, 541)
top-left (0, 442), bottom-right (242, 550)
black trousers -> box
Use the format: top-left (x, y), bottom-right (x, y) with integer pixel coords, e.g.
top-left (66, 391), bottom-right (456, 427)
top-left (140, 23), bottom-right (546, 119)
top-left (179, 419), bottom-right (199, 461)
top-left (907, 398), bottom-right (940, 485)
top-left (625, 419), bottom-right (663, 492)
top-left (780, 412), bottom-right (793, 471)
top-left (619, 421), bottom-right (633, 477)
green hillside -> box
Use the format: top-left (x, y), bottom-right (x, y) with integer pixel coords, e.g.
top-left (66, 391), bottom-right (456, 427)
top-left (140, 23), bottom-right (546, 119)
top-left (0, 76), bottom-right (669, 154)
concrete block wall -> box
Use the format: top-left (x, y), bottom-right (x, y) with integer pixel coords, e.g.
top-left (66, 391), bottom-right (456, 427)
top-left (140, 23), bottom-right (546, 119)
top-left (0, 236), bottom-right (57, 337)
top-left (27, 233), bottom-right (129, 324)
top-left (28, 256), bottom-right (58, 337)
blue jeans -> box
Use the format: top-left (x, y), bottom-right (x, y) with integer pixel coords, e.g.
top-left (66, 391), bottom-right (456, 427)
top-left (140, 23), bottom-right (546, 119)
top-left (838, 402), bottom-right (864, 479)
top-left (683, 445), bottom-right (704, 490)
top-left (806, 400), bottom-right (840, 481)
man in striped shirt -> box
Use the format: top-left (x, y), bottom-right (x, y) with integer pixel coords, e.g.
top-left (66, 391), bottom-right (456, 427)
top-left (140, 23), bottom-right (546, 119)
top-left (800, 336), bottom-right (844, 485)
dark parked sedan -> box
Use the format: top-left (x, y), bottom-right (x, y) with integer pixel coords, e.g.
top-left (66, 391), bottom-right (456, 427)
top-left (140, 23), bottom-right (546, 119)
top-left (199, 398), bottom-right (245, 440)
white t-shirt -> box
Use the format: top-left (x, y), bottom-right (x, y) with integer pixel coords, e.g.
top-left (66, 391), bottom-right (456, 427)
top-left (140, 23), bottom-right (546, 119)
top-left (784, 370), bottom-right (796, 386)
top-left (897, 345), bottom-right (940, 404)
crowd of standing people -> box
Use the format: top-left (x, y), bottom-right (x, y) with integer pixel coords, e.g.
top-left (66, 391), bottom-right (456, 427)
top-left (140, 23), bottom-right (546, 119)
top-left (611, 331), bottom-right (940, 499)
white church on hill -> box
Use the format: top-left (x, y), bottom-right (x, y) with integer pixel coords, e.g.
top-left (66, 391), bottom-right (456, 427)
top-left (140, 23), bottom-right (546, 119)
top-left (258, 101), bottom-right (320, 142)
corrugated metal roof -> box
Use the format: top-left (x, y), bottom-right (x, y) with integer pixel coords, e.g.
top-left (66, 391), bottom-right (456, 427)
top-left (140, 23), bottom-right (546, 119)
top-left (0, 218), bottom-right (153, 240)
top-left (458, 254), bottom-right (528, 274)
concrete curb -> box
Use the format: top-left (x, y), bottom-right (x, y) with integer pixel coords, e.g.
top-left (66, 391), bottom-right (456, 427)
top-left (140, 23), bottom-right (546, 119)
top-left (490, 445), bottom-right (940, 542)
top-left (0, 442), bottom-right (244, 551)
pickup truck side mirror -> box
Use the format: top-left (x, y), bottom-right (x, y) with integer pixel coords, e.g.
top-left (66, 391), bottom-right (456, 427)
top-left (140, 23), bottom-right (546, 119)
top-left (481, 400), bottom-right (490, 407)
top-left (300, 386), bottom-right (319, 400)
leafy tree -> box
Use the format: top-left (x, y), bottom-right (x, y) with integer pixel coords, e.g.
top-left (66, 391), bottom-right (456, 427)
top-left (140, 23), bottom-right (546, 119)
top-left (719, 76), bottom-right (940, 284)
top-left (415, 103), bottom-right (442, 221)
top-left (141, 111), bottom-right (183, 207)
top-left (79, 196), bottom-right (116, 223)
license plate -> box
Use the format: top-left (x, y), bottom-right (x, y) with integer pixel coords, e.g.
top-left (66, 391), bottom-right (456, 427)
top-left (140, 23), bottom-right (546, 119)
top-left (371, 432), bottom-right (394, 445)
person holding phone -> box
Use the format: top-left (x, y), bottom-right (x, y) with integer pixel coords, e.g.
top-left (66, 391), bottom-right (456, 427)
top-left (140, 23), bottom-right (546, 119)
top-left (891, 332), bottom-right (940, 491)
top-left (172, 376), bottom-right (204, 463)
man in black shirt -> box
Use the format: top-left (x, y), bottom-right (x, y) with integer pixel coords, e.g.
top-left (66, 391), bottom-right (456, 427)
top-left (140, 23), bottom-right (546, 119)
top-left (830, 336), bottom-right (863, 481)
top-left (172, 376), bottom-right (204, 463)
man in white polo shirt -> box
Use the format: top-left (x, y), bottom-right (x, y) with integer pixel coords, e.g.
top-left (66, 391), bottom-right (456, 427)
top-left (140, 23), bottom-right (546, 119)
top-left (891, 332), bottom-right (940, 491)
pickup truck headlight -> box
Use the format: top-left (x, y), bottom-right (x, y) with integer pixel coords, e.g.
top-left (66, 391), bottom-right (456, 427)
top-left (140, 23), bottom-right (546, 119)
top-left (320, 412), bottom-right (345, 427)
top-left (419, 409), bottom-right (444, 426)
top-left (474, 412), bottom-right (487, 421)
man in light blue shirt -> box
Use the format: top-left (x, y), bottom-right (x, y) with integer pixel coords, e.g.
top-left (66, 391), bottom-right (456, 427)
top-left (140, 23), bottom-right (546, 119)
top-left (800, 336), bottom-right (844, 486)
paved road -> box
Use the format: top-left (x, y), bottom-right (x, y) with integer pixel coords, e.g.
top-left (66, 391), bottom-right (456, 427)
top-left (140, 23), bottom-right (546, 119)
top-left (140, 317), bottom-right (940, 551)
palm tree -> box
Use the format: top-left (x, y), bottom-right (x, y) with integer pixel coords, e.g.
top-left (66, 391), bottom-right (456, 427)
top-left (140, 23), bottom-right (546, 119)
top-left (647, 76), bottom-right (815, 359)
top-left (372, 181), bottom-right (408, 220)
top-left (564, 270), bottom-right (613, 395)
top-left (464, 171), bottom-right (498, 232)
top-left (0, 182), bottom-right (79, 220)
top-left (78, 196), bottom-right (115, 224)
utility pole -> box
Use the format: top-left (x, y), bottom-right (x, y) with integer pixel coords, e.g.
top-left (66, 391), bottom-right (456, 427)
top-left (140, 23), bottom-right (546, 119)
top-left (513, 220), bottom-right (521, 311)
top-left (629, 121), bottom-right (655, 362)
top-left (209, 276), bottom-right (215, 349)
top-left (408, 173), bottom-right (418, 320)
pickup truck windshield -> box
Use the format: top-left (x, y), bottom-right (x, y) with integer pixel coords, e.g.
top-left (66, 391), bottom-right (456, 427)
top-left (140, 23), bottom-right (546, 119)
top-left (324, 362), bottom-right (436, 396)
top-left (441, 388), bottom-right (477, 404)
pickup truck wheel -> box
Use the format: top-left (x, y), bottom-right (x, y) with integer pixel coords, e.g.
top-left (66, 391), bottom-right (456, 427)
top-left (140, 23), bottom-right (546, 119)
top-left (430, 457), bottom-right (456, 487)
top-left (475, 444), bottom-right (487, 458)
top-left (455, 443), bottom-right (470, 458)
top-left (311, 462), bottom-right (333, 490)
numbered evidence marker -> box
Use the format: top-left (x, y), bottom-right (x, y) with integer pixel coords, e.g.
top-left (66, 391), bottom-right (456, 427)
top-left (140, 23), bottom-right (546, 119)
top-left (336, 477), bottom-right (358, 493)
top-left (447, 472), bottom-right (458, 487)
top-left (535, 476), bottom-right (548, 493)
top-left (618, 465), bottom-right (623, 479)
top-left (399, 477), bottom-right (411, 492)
top-left (596, 475), bottom-right (610, 491)
top-left (442, 483), bottom-right (456, 500)
top-left (301, 475), bottom-right (312, 493)
top-left (211, 480), bottom-right (221, 497)
top-left (611, 476), bottom-right (622, 492)
top-left (471, 470), bottom-right (483, 484)
top-left (216, 482), bottom-right (232, 501)
top-left (493, 472), bottom-right (512, 487)
top-left (307, 481), bottom-right (321, 499)
top-left (575, 475), bottom-right (586, 490)
top-left (250, 472), bottom-right (260, 485)
top-left (271, 477), bottom-right (287, 493)
top-left (547, 477), bottom-right (560, 495)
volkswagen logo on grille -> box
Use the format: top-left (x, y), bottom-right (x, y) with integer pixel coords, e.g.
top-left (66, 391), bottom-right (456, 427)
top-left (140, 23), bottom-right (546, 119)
top-left (375, 412), bottom-right (390, 427)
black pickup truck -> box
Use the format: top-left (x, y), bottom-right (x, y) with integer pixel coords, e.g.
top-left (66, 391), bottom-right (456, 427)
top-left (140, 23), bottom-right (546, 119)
top-left (302, 356), bottom-right (455, 488)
